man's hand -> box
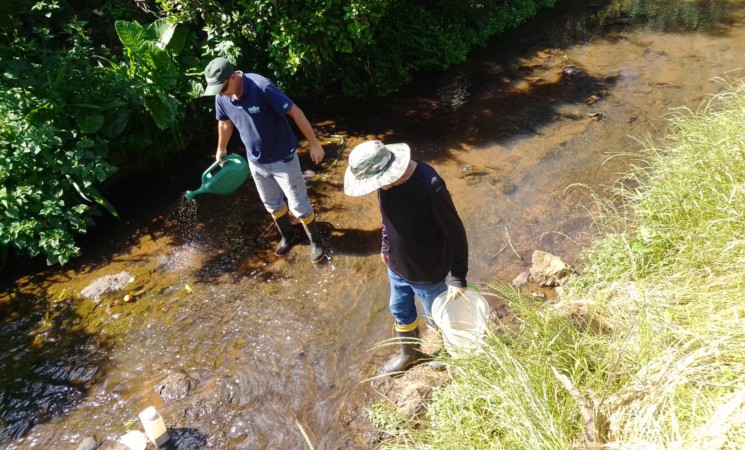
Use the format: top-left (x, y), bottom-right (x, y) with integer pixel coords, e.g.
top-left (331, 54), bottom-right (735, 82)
top-left (447, 285), bottom-right (467, 301)
top-left (215, 147), bottom-right (227, 162)
top-left (381, 253), bottom-right (389, 265)
top-left (308, 143), bottom-right (325, 165)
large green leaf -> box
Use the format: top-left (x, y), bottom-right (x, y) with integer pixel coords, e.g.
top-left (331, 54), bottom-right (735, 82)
top-left (70, 180), bottom-right (119, 219)
top-left (115, 20), bottom-right (146, 51)
top-left (140, 41), bottom-right (174, 72)
top-left (165, 25), bottom-right (188, 54)
top-left (147, 17), bottom-right (178, 50)
top-left (144, 91), bottom-right (177, 130)
top-left (107, 108), bottom-right (130, 139)
top-left (74, 111), bottom-right (104, 134)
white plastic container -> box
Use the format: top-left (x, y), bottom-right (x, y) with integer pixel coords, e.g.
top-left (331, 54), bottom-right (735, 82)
top-left (120, 430), bottom-right (148, 450)
top-left (139, 406), bottom-right (170, 447)
top-left (431, 288), bottom-right (490, 358)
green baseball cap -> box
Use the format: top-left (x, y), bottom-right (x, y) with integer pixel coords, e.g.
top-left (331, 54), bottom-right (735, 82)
top-left (202, 57), bottom-right (233, 96)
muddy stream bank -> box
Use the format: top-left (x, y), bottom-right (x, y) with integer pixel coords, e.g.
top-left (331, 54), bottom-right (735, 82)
top-left (2, 1), bottom-right (745, 448)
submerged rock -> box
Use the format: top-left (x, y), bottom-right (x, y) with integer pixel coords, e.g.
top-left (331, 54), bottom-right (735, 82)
top-left (154, 371), bottom-right (196, 403)
top-left (512, 270), bottom-right (530, 289)
top-left (81, 271), bottom-right (133, 302)
top-left (529, 250), bottom-right (573, 286)
top-left (562, 64), bottom-right (584, 78)
top-left (75, 436), bottom-right (98, 450)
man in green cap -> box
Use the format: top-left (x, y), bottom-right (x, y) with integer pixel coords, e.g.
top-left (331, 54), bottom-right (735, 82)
top-left (202, 57), bottom-right (325, 262)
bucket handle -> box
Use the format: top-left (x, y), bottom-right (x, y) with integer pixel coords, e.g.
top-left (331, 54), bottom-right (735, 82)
top-left (445, 284), bottom-right (480, 301)
top-left (439, 284), bottom-right (484, 318)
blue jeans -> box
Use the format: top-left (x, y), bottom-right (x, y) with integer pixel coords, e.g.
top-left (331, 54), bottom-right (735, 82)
top-left (388, 268), bottom-right (447, 327)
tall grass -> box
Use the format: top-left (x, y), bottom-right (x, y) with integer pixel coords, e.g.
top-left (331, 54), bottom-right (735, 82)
top-left (574, 77), bottom-right (745, 449)
top-left (369, 78), bottom-right (745, 449)
top-left (371, 286), bottom-right (602, 449)
top-left (423, 287), bottom-right (603, 450)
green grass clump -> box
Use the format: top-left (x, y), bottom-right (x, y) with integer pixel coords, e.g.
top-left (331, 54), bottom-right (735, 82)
top-left (580, 77), bottom-right (745, 287)
top-left (369, 78), bottom-right (745, 449)
top-left (422, 287), bottom-right (604, 450)
top-left (371, 285), bottom-right (607, 450)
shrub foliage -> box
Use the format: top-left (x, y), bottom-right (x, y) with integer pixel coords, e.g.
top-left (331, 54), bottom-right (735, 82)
top-left (0, 1), bottom-right (195, 265)
top-left (157, 0), bottom-right (557, 96)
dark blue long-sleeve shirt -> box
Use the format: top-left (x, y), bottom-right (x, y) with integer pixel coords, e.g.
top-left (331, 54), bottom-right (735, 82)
top-left (378, 161), bottom-right (468, 287)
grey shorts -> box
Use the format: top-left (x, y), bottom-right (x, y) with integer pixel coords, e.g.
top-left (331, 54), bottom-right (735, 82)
top-left (248, 153), bottom-right (313, 219)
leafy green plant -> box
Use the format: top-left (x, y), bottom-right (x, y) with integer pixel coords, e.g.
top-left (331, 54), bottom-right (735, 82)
top-left (100, 16), bottom-right (204, 168)
top-left (0, 6), bottom-right (121, 265)
top-left (0, 86), bottom-right (116, 265)
top-left (113, 17), bottom-right (184, 130)
top-left (0, 3), bottom-right (197, 265)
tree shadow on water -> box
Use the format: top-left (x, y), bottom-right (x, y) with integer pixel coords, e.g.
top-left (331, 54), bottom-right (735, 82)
top-left (327, 227), bottom-right (382, 257)
top-left (0, 290), bottom-right (111, 444)
top-left (305, 0), bottom-right (745, 167)
top-left (186, 218), bottom-right (371, 283)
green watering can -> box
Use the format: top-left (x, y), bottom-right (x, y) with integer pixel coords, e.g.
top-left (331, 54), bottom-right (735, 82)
top-left (185, 154), bottom-right (249, 200)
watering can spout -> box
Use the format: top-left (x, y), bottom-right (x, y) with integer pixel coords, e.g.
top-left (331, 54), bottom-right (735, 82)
top-left (185, 187), bottom-right (206, 200)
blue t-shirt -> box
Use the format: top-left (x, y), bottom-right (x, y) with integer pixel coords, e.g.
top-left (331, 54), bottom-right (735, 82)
top-left (215, 73), bottom-right (298, 164)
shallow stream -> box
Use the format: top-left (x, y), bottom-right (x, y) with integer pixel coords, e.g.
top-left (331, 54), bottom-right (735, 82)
top-left (1, 0), bottom-right (744, 448)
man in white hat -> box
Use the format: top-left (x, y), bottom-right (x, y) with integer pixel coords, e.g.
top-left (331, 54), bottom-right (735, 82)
top-left (344, 140), bottom-right (469, 374)
top-left (201, 57), bottom-right (325, 262)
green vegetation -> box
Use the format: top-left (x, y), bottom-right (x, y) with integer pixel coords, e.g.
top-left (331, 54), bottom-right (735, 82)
top-left (369, 79), bottom-right (745, 448)
top-left (0, 1), bottom-right (198, 265)
top-left (361, 0), bottom-right (556, 96)
top-left (0, 3), bottom-right (123, 266)
top-left (156, 0), bottom-right (557, 96)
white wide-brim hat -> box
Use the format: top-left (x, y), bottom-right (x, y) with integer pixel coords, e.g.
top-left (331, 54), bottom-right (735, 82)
top-left (344, 140), bottom-right (411, 197)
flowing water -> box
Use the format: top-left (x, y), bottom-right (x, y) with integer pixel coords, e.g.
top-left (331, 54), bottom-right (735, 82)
top-left (2, 0), bottom-right (745, 448)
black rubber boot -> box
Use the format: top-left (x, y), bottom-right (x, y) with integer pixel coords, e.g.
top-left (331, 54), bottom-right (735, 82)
top-left (302, 218), bottom-right (324, 262)
top-left (383, 328), bottom-right (425, 374)
top-left (273, 213), bottom-right (295, 256)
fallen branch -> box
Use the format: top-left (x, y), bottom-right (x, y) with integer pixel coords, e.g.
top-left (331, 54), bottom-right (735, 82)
top-left (552, 366), bottom-right (596, 444)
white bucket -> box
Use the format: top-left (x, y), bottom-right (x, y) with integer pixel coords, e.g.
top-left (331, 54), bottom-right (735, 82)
top-left (431, 288), bottom-right (490, 358)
